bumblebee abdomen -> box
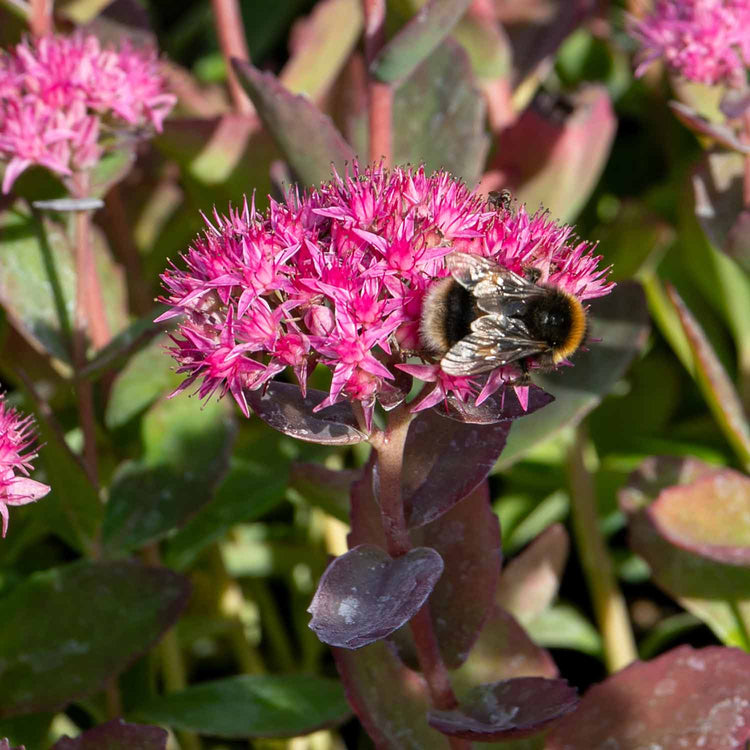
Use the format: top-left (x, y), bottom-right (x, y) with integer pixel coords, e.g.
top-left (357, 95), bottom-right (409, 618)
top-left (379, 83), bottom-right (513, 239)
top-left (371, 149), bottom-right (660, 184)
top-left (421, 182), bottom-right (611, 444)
top-left (525, 289), bottom-right (586, 362)
top-left (420, 278), bottom-right (477, 355)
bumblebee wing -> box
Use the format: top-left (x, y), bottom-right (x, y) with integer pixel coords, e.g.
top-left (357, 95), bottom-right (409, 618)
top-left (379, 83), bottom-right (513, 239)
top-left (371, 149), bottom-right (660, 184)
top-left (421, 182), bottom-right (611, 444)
top-left (447, 252), bottom-right (540, 316)
top-left (439, 314), bottom-right (548, 376)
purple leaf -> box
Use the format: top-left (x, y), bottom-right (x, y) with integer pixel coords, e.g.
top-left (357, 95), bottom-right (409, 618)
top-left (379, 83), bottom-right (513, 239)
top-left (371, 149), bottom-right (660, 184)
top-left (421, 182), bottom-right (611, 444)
top-left (349, 471), bottom-right (501, 667)
top-left (670, 101), bottom-right (750, 154)
top-left (666, 284), bottom-right (750, 468)
top-left (547, 646), bottom-right (750, 749)
top-left (401, 408), bottom-right (510, 527)
top-left (52, 719), bottom-right (167, 750)
top-left (428, 678), bottom-right (578, 740)
top-left (245, 382), bottom-right (367, 445)
top-left (333, 640), bottom-right (451, 749)
top-left (441, 384), bottom-right (553, 424)
top-left (308, 544), bottom-right (444, 648)
top-left (451, 607), bottom-right (558, 696)
top-left (231, 59), bottom-right (356, 187)
top-left (648, 468), bottom-right (750, 566)
top-left (497, 523), bottom-right (569, 625)
top-left (490, 85), bottom-right (615, 222)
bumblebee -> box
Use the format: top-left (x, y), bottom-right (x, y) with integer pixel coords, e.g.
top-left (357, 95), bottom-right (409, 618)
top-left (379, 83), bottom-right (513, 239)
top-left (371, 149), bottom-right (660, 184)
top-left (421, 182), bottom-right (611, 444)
top-left (419, 252), bottom-right (587, 378)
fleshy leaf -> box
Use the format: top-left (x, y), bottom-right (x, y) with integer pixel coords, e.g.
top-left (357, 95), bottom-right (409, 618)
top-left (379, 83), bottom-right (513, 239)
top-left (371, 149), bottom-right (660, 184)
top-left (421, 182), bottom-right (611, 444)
top-left (669, 101), bottom-right (750, 155)
top-left (451, 607), bottom-right (558, 697)
top-left (620, 456), bottom-right (750, 648)
top-left (491, 86), bottom-right (615, 222)
top-left (288, 462), bottom-right (359, 522)
top-left (648, 468), bottom-right (750, 566)
top-left (401, 408), bottom-right (510, 527)
top-left (333, 640), bottom-right (451, 749)
top-left (496, 281), bottom-right (650, 469)
top-left (547, 645), bottom-right (750, 749)
top-left (232, 59), bottom-right (356, 186)
top-left (132, 675), bottom-right (350, 738)
top-left (441, 384), bottom-right (553, 424)
top-left (428, 678), bottom-right (578, 740)
top-left (307, 544), bottom-right (444, 648)
top-left (350, 468), bottom-right (501, 667)
top-left (497, 523), bottom-right (569, 625)
top-left (371, 0), bottom-right (472, 82)
top-left (245, 382), bottom-right (367, 445)
top-left (393, 39), bottom-right (488, 185)
top-left (0, 202), bottom-right (125, 367)
top-left (51, 719), bottom-right (167, 750)
top-left (667, 284), bottom-right (750, 469)
top-left (692, 150), bottom-right (750, 274)
top-left (105, 336), bottom-right (180, 428)
top-left (103, 396), bottom-right (235, 554)
top-left (503, 1), bottom-right (597, 87)
top-left (0, 560), bottom-right (189, 717)
top-left (163, 456), bottom-right (288, 571)
top-left (280, 0), bottom-right (363, 99)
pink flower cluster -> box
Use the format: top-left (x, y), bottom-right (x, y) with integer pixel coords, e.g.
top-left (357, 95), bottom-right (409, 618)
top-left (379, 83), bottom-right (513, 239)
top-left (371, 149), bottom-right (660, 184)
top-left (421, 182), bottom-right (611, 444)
top-left (159, 164), bottom-right (612, 427)
top-left (0, 395), bottom-right (49, 538)
top-left (630, 0), bottom-right (750, 86)
top-left (0, 33), bottom-right (176, 193)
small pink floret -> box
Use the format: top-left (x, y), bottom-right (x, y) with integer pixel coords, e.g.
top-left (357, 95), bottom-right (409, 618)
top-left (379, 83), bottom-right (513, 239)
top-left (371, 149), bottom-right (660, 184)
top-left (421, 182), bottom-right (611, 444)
top-left (0, 33), bottom-right (175, 192)
top-left (0, 396), bottom-right (49, 538)
top-left (159, 163), bottom-right (613, 419)
top-left (629, 0), bottom-right (750, 86)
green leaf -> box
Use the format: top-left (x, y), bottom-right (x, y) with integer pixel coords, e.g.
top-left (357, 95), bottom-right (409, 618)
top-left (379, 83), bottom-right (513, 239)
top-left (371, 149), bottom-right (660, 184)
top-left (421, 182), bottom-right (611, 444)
top-left (620, 456), bottom-right (750, 649)
top-left (163, 457), bottom-right (287, 571)
top-left (232, 60), bottom-right (356, 186)
top-left (279, 0), bottom-right (363, 99)
top-left (525, 604), bottom-right (603, 658)
top-left (131, 675), bottom-right (350, 738)
top-left (102, 396), bottom-right (235, 554)
top-left (496, 282), bottom-right (650, 469)
top-left (667, 285), bottom-right (750, 470)
top-left (0, 202), bottom-right (128, 367)
top-left (371, 0), bottom-right (472, 83)
top-left (105, 337), bottom-right (180, 428)
top-left (0, 560), bottom-right (189, 717)
top-left (31, 409), bottom-right (102, 556)
top-left (393, 39), bottom-right (488, 185)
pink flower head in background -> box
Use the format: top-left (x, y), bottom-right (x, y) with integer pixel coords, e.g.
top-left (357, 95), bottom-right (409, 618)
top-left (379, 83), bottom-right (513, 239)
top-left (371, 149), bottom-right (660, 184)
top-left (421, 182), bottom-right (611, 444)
top-left (0, 33), bottom-right (176, 193)
top-left (158, 163), bottom-right (612, 429)
top-left (0, 395), bottom-right (49, 538)
top-left (630, 0), bottom-right (750, 86)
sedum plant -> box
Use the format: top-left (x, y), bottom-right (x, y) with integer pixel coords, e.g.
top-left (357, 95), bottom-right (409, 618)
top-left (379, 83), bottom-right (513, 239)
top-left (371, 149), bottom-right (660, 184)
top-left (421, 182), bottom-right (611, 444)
top-left (0, 0), bottom-right (748, 749)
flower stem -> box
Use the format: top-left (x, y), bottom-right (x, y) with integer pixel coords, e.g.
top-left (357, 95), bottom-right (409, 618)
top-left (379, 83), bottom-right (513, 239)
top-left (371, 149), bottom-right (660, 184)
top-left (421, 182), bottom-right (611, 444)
top-left (363, 0), bottom-right (392, 165)
top-left (210, 0), bottom-right (254, 115)
top-left (567, 423), bottom-right (637, 673)
top-left (29, 0), bottom-right (51, 36)
top-left (372, 405), bottom-right (471, 749)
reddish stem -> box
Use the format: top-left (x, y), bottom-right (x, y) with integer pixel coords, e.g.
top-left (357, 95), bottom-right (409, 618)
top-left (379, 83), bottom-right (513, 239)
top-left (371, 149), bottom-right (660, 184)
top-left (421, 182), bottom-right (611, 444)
top-left (363, 0), bottom-right (392, 165)
top-left (371, 405), bottom-right (471, 750)
top-left (210, 0), bottom-right (254, 115)
top-left (29, 0), bottom-right (52, 36)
